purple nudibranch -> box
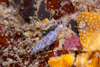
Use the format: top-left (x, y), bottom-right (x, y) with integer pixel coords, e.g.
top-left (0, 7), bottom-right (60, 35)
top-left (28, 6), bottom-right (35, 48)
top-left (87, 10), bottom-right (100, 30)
top-left (30, 26), bottom-right (61, 55)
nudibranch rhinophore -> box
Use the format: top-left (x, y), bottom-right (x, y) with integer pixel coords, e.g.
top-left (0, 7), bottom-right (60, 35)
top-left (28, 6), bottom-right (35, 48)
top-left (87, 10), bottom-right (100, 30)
top-left (77, 12), bottom-right (100, 51)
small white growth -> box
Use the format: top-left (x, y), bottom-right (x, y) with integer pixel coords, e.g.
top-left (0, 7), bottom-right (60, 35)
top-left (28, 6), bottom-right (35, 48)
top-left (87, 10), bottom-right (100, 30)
top-left (93, 26), bottom-right (95, 28)
top-left (83, 31), bottom-right (86, 33)
top-left (85, 20), bottom-right (87, 22)
top-left (82, 15), bottom-right (84, 18)
top-left (96, 28), bottom-right (99, 30)
top-left (97, 25), bottom-right (99, 27)
top-left (83, 34), bottom-right (85, 36)
top-left (79, 33), bottom-right (83, 35)
top-left (94, 16), bottom-right (96, 18)
top-left (87, 33), bottom-right (89, 34)
top-left (81, 19), bottom-right (83, 21)
top-left (82, 37), bottom-right (84, 39)
top-left (86, 27), bottom-right (89, 29)
top-left (87, 23), bottom-right (90, 25)
top-left (90, 26), bottom-right (92, 28)
top-left (85, 16), bottom-right (88, 18)
top-left (92, 23), bottom-right (94, 25)
top-left (84, 40), bottom-right (85, 42)
top-left (91, 29), bottom-right (93, 31)
top-left (95, 23), bottom-right (97, 25)
top-left (83, 43), bottom-right (85, 45)
top-left (90, 17), bottom-right (92, 19)
top-left (79, 29), bottom-right (82, 31)
top-left (89, 20), bottom-right (91, 22)
top-left (95, 20), bottom-right (97, 22)
top-left (90, 14), bottom-right (93, 16)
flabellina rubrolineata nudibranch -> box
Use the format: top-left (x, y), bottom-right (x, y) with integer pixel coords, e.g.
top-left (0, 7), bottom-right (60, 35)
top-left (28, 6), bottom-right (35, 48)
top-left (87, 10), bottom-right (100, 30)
top-left (30, 25), bottom-right (62, 55)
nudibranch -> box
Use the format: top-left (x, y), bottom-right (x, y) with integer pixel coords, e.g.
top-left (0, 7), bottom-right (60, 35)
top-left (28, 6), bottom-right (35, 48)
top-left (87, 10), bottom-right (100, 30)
top-left (30, 25), bottom-right (61, 55)
top-left (77, 12), bottom-right (100, 51)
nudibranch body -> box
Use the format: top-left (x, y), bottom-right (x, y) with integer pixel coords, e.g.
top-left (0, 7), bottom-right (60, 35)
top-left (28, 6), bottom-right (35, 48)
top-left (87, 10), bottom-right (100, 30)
top-left (77, 12), bottom-right (100, 51)
top-left (30, 25), bottom-right (61, 55)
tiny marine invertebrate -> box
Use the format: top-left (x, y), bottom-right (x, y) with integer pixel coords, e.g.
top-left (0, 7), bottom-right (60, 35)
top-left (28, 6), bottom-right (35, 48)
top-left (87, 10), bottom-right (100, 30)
top-left (30, 25), bottom-right (61, 55)
top-left (42, 18), bottom-right (49, 23)
top-left (77, 12), bottom-right (100, 51)
top-left (48, 54), bottom-right (74, 67)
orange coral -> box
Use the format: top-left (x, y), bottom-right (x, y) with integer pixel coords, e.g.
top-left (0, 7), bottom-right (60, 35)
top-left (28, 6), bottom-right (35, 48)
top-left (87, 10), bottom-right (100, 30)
top-left (48, 54), bottom-right (74, 67)
top-left (87, 56), bottom-right (100, 67)
top-left (77, 12), bottom-right (100, 51)
top-left (75, 52), bottom-right (100, 67)
top-left (75, 53), bottom-right (89, 67)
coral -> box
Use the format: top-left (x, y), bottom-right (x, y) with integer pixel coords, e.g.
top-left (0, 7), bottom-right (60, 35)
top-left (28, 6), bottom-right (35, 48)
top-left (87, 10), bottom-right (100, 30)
top-left (75, 53), bottom-right (89, 67)
top-left (48, 54), bottom-right (74, 67)
top-left (75, 52), bottom-right (100, 67)
top-left (87, 56), bottom-right (100, 67)
top-left (77, 12), bottom-right (100, 51)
